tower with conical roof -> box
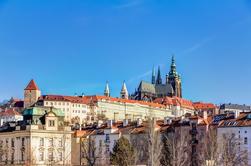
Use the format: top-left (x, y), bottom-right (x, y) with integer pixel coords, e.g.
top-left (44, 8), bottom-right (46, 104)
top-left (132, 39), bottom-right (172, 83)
top-left (104, 81), bottom-right (110, 97)
top-left (120, 81), bottom-right (128, 99)
top-left (167, 56), bottom-right (182, 98)
top-left (24, 79), bottom-right (41, 108)
top-left (156, 66), bottom-right (162, 84)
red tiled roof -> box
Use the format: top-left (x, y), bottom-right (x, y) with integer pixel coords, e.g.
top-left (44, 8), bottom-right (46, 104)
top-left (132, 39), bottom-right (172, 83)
top-left (0, 109), bottom-right (21, 116)
top-left (154, 96), bottom-right (195, 110)
top-left (193, 102), bottom-right (216, 110)
top-left (39, 95), bottom-right (90, 104)
top-left (83, 95), bottom-right (168, 109)
top-left (25, 79), bottom-right (40, 90)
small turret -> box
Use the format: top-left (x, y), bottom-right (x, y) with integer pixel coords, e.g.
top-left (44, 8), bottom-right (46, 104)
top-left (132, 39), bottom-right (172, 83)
top-left (24, 79), bottom-right (41, 108)
top-left (120, 81), bottom-right (128, 99)
top-left (104, 81), bottom-right (110, 97)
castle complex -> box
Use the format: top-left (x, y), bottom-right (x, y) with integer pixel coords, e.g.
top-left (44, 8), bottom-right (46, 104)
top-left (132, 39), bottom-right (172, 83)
top-left (131, 56), bottom-right (182, 101)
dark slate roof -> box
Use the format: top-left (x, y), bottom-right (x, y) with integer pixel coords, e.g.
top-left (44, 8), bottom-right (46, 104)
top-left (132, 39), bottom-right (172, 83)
top-left (138, 81), bottom-right (156, 93)
top-left (220, 103), bottom-right (251, 110)
top-left (138, 81), bottom-right (173, 95)
top-left (155, 84), bottom-right (173, 95)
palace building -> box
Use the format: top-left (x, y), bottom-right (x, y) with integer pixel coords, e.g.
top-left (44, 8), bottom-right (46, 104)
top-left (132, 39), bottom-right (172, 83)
top-left (131, 56), bottom-right (182, 101)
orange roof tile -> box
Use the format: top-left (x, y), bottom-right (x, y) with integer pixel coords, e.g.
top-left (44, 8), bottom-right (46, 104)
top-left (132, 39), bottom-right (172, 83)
top-left (193, 102), bottom-right (216, 110)
top-left (25, 79), bottom-right (40, 90)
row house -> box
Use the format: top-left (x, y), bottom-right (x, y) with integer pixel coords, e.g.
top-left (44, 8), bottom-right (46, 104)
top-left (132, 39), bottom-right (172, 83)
top-left (217, 112), bottom-right (251, 165)
top-left (73, 114), bottom-right (210, 166)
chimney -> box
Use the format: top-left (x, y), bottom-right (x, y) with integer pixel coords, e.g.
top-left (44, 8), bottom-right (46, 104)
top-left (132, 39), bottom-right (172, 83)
top-left (97, 120), bottom-right (103, 127)
top-left (203, 111), bottom-right (208, 120)
top-left (137, 118), bottom-right (143, 126)
top-left (235, 111), bottom-right (240, 119)
top-left (107, 120), bottom-right (113, 128)
top-left (123, 119), bottom-right (129, 127)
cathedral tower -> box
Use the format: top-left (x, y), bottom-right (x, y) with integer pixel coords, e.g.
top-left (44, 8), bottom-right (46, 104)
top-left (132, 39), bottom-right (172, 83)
top-left (104, 81), bottom-right (110, 97)
top-left (167, 56), bottom-right (182, 98)
top-left (24, 79), bottom-right (41, 108)
top-left (120, 81), bottom-right (129, 99)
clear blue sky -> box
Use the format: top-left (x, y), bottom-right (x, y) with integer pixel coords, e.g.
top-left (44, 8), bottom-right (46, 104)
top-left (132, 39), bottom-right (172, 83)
top-left (0, 0), bottom-right (251, 105)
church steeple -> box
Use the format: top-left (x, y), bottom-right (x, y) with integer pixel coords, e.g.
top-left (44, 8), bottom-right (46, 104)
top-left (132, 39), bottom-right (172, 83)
top-left (104, 81), bottom-right (110, 97)
top-left (156, 66), bottom-right (162, 84)
top-left (151, 66), bottom-right (156, 84)
top-left (167, 55), bottom-right (182, 98)
top-left (169, 55), bottom-right (178, 77)
top-left (120, 81), bottom-right (128, 99)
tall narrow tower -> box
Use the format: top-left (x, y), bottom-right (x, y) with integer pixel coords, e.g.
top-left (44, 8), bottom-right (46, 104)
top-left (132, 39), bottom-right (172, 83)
top-left (24, 79), bottom-right (41, 108)
top-left (120, 81), bottom-right (128, 99)
top-left (151, 66), bottom-right (156, 84)
top-left (104, 81), bottom-right (110, 97)
top-left (156, 66), bottom-right (162, 85)
top-left (167, 56), bottom-right (182, 98)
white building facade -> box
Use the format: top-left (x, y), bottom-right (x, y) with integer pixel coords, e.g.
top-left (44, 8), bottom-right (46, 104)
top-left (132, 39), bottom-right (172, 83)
top-left (0, 112), bottom-right (72, 166)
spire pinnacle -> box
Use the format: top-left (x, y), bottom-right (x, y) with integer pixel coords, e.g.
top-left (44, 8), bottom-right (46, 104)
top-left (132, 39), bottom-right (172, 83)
top-left (120, 81), bottom-right (128, 99)
top-left (156, 66), bottom-right (162, 84)
top-left (169, 55), bottom-right (177, 77)
top-left (104, 81), bottom-right (110, 97)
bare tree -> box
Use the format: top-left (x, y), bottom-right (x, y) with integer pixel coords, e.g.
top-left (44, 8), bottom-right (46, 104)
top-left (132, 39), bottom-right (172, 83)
top-left (80, 135), bottom-right (99, 166)
top-left (161, 125), bottom-right (191, 166)
top-left (147, 118), bottom-right (163, 166)
top-left (219, 133), bottom-right (248, 166)
top-left (198, 126), bottom-right (219, 166)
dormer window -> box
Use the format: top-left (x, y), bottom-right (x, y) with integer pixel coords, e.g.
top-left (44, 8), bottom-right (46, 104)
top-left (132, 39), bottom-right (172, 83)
top-left (49, 120), bottom-right (55, 127)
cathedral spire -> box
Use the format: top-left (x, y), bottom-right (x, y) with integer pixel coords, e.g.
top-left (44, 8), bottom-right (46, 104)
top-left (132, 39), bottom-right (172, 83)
top-left (104, 81), bottom-right (110, 97)
top-left (151, 66), bottom-right (156, 84)
top-left (156, 66), bottom-right (162, 84)
top-left (169, 55), bottom-right (177, 77)
top-left (167, 55), bottom-right (182, 98)
top-left (120, 81), bottom-right (128, 99)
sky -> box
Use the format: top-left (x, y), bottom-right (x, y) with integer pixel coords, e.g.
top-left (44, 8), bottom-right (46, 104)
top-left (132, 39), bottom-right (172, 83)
top-left (0, 0), bottom-right (251, 105)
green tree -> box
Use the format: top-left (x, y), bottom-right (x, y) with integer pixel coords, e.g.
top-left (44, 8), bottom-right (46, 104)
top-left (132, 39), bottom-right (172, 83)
top-left (110, 136), bottom-right (135, 166)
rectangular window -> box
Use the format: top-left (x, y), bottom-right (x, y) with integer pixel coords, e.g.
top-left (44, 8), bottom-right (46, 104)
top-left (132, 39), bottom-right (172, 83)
top-left (58, 138), bottom-right (63, 147)
top-left (244, 137), bottom-right (248, 144)
top-left (48, 152), bottom-right (53, 161)
top-left (21, 151), bottom-right (24, 161)
top-left (22, 138), bottom-right (25, 146)
top-left (49, 120), bottom-right (55, 127)
top-left (11, 152), bottom-right (14, 164)
top-left (49, 138), bottom-right (53, 146)
top-left (39, 151), bottom-right (44, 161)
top-left (40, 138), bottom-right (44, 146)
top-left (59, 152), bottom-right (63, 161)
top-left (11, 138), bottom-right (14, 147)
